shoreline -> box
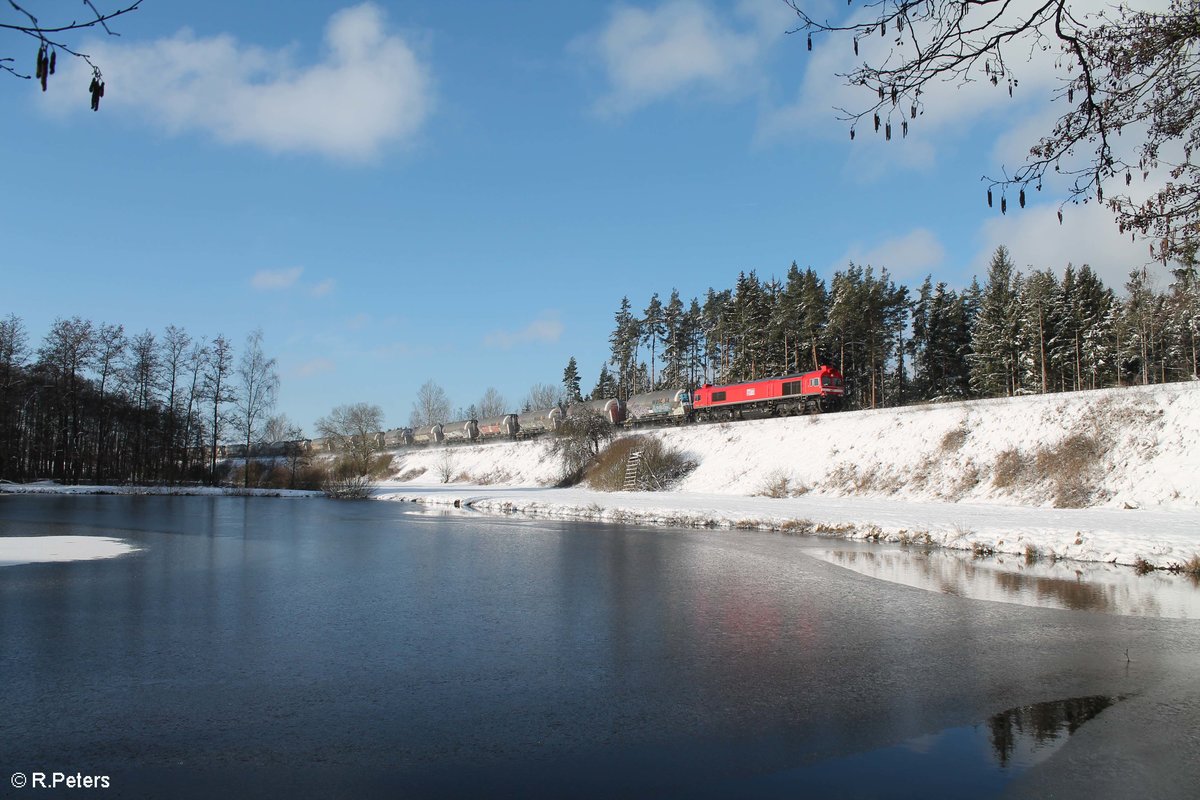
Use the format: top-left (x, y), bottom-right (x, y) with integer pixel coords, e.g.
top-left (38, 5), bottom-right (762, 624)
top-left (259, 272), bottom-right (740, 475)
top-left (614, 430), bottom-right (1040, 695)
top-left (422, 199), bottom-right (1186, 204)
top-left (4, 479), bottom-right (1199, 577)
top-left (371, 480), bottom-right (1200, 576)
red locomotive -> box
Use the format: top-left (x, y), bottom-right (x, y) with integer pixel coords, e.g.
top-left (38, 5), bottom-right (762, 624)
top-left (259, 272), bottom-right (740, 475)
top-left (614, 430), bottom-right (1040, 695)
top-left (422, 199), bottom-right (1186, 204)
top-left (690, 365), bottom-right (845, 421)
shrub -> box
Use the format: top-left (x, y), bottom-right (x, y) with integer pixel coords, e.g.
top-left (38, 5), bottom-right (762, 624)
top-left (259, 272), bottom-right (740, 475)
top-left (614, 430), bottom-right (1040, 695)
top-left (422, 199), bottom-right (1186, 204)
top-left (436, 450), bottom-right (456, 484)
top-left (322, 473), bottom-right (370, 499)
top-left (756, 471), bottom-right (792, 498)
top-left (549, 411), bottom-right (615, 487)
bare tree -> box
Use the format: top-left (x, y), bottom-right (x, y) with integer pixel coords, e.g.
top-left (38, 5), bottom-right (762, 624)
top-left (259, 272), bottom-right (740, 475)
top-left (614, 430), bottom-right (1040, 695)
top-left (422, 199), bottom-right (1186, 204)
top-left (522, 382), bottom-right (562, 412)
top-left (38, 316), bottom-right (96, 482)
top-left (409, 380), bottom-right (451, 427)
top-left (265, 412), bottom-right (307, 488)
top-left (233, 329), bottom-right (279, 488)
top-left (180, 337), bottom-right (208, 477)
top-left (2, 1), bottom-right (143, 109)
top-left (788, 0), bottom-right (1200, 263)
top-left (477, 387), bottom-right (508, 418)
top-left (159, 325), bottom-right (191, 482)
top-left (202, 334), bottom-right (235, 484)
top-left (91, 322), bottom-right (125, 482)
top-left (121, 329), bottom-right (159, 483)
top-left (316, 402), bottom-right (384, 474)
top-left (0, 314), bottom-right (29, 477)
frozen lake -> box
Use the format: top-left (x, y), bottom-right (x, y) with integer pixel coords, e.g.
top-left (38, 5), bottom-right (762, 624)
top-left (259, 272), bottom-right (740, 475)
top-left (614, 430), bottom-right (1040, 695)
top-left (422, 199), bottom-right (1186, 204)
top-left (2, 495), bottom-right (1197, 798)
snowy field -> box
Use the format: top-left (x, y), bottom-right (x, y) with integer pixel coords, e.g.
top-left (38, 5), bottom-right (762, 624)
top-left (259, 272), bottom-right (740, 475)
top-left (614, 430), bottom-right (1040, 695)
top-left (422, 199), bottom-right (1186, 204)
top-left (379, 382), bottom-right (1200, 569)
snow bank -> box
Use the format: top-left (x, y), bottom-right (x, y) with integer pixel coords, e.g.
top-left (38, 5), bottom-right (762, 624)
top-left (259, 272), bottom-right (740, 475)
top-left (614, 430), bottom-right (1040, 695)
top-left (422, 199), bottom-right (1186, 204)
top-left (379, 383), bottom-right (1200, 568)
top-left (0, 536), bottom-right (138, 567)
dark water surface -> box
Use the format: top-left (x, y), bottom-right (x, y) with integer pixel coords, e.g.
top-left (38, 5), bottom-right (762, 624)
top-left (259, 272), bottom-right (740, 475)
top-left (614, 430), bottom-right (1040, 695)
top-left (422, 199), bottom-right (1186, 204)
top-left (2, 495), bottom-right (1198, 799)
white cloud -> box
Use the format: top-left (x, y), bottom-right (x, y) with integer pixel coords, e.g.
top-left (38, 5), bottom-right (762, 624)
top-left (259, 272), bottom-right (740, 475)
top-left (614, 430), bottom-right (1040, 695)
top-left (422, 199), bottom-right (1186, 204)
top-left (251, 267), bottom-right (303, 290)
top-left (56, 4), bottom-right (434, 160)
top-left (838, 229), bottom-right (946, 280)
top-left (758, 0), bottom-right (1073, 182)
top-left (970, 201), bottom-right (1149, 289)
top-left (576, 0), bottom-right (784, 116)
top-left (309, 279), bottom-right (336, 298)
top-left (295, 358), bottom-right (335, 378)
top-left (484, 314), bottom-right (564, 349)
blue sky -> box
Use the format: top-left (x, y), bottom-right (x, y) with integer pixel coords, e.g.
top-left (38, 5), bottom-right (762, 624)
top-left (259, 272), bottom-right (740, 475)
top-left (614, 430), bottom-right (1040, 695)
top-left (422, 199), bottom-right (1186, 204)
top-left (0, 0), bottom-right (1156, 432)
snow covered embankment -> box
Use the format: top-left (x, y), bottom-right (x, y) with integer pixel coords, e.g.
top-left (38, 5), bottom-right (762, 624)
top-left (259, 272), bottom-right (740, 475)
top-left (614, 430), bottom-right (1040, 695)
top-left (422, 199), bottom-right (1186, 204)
top-left (378, 383), bottom-right (1200, 568)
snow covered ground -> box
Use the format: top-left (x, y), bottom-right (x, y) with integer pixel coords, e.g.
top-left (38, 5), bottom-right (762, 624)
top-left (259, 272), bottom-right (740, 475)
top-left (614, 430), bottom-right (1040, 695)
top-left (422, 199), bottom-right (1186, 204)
top-left (378, 382), bottom-right (1200, 569)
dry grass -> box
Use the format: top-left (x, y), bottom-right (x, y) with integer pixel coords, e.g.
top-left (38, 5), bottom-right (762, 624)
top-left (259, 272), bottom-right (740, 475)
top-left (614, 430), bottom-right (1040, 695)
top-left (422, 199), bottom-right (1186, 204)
top-left (780, 519), bottom-right (815, 535)
top-left (1167, 554), bottom-right (1200, 577)
top-left (940, 425), bottom-right (968, 454)
top-left (394, 467), bottom-right (427, 482)
top-left (585, 435), bottom-right (696, 492)
top-left (1133, 557), bottom-right (1155, 575)
top-left (1035, 433), bottom-right (1106, 508)
top-left (1024, 544), bottom-right (1042, 564)
top-left (992, 448), bottom-right (1025, 489)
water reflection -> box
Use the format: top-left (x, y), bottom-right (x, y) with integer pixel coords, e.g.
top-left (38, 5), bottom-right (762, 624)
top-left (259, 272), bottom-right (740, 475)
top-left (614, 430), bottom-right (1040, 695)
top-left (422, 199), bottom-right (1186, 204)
top-left (723, 695), bottom-right (1122, 798)
top-left (987, 695), bottom-right (1119, 769)
top-left (811, 545), bottom-right (1200, 618)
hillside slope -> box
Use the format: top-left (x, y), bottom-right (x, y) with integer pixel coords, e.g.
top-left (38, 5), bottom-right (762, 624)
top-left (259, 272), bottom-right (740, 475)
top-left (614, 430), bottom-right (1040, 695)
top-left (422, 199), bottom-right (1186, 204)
top-left (388, 382), bottom-right (1199, 510)
top-left (378, 383), bottom-right (1200, 568)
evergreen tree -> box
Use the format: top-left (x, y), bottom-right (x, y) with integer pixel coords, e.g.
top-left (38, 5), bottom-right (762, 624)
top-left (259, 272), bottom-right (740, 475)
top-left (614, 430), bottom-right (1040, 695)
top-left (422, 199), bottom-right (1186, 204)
top-left (591, 363), bottom-right (617, 400)
top-left (608, 297), bottom-right (639, 400)
top-left (562, 357), bottom-right (582, 403)
top-left (971, 246), bottom-right (1022, 396)
top-left (1165, 264), bottom-right (1200, 379)
top-left (1018, 270), bottom-right (1061, 394)
top-left (642, 293), bottom-right (664, 389)
top-left (660, 290), bottom-right (686, 388)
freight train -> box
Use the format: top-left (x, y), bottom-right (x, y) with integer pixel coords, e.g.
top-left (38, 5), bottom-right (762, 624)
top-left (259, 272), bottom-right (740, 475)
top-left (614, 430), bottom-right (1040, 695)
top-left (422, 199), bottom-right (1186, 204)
top-left (219, 365), bottom-right (845, 456)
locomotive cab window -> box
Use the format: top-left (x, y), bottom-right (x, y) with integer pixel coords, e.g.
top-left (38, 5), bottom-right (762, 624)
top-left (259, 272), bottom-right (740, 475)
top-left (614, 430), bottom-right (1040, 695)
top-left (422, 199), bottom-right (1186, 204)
top-left (712, 391), bottom-right (726, 402)
top-left (782, 381), bottom-right (801, 396)
top-left (810, 378), bottom-right (820, 387)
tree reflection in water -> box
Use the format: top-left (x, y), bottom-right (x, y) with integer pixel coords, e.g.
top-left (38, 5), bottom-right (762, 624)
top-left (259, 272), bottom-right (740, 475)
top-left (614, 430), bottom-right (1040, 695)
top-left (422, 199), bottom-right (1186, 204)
top-left (988, 695), bottom-right (1121, 768)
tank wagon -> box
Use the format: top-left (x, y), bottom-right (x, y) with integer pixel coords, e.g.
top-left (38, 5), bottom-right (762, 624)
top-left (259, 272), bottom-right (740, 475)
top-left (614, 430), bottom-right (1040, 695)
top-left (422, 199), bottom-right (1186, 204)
top-left (516, 406), bottom-right (564, 437)
top-left (567, 397), bottom-right (625, 425)
top-left (624, 388), bottom-right (692, 426)
top-left (384, 428), bottom-right (415, 448)
top-left (412, 423), bottom-right (444, 445)
top-left (478, 414), bottom-right (519, 440)
top-left (441, 419), bottom-right (480, 444)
